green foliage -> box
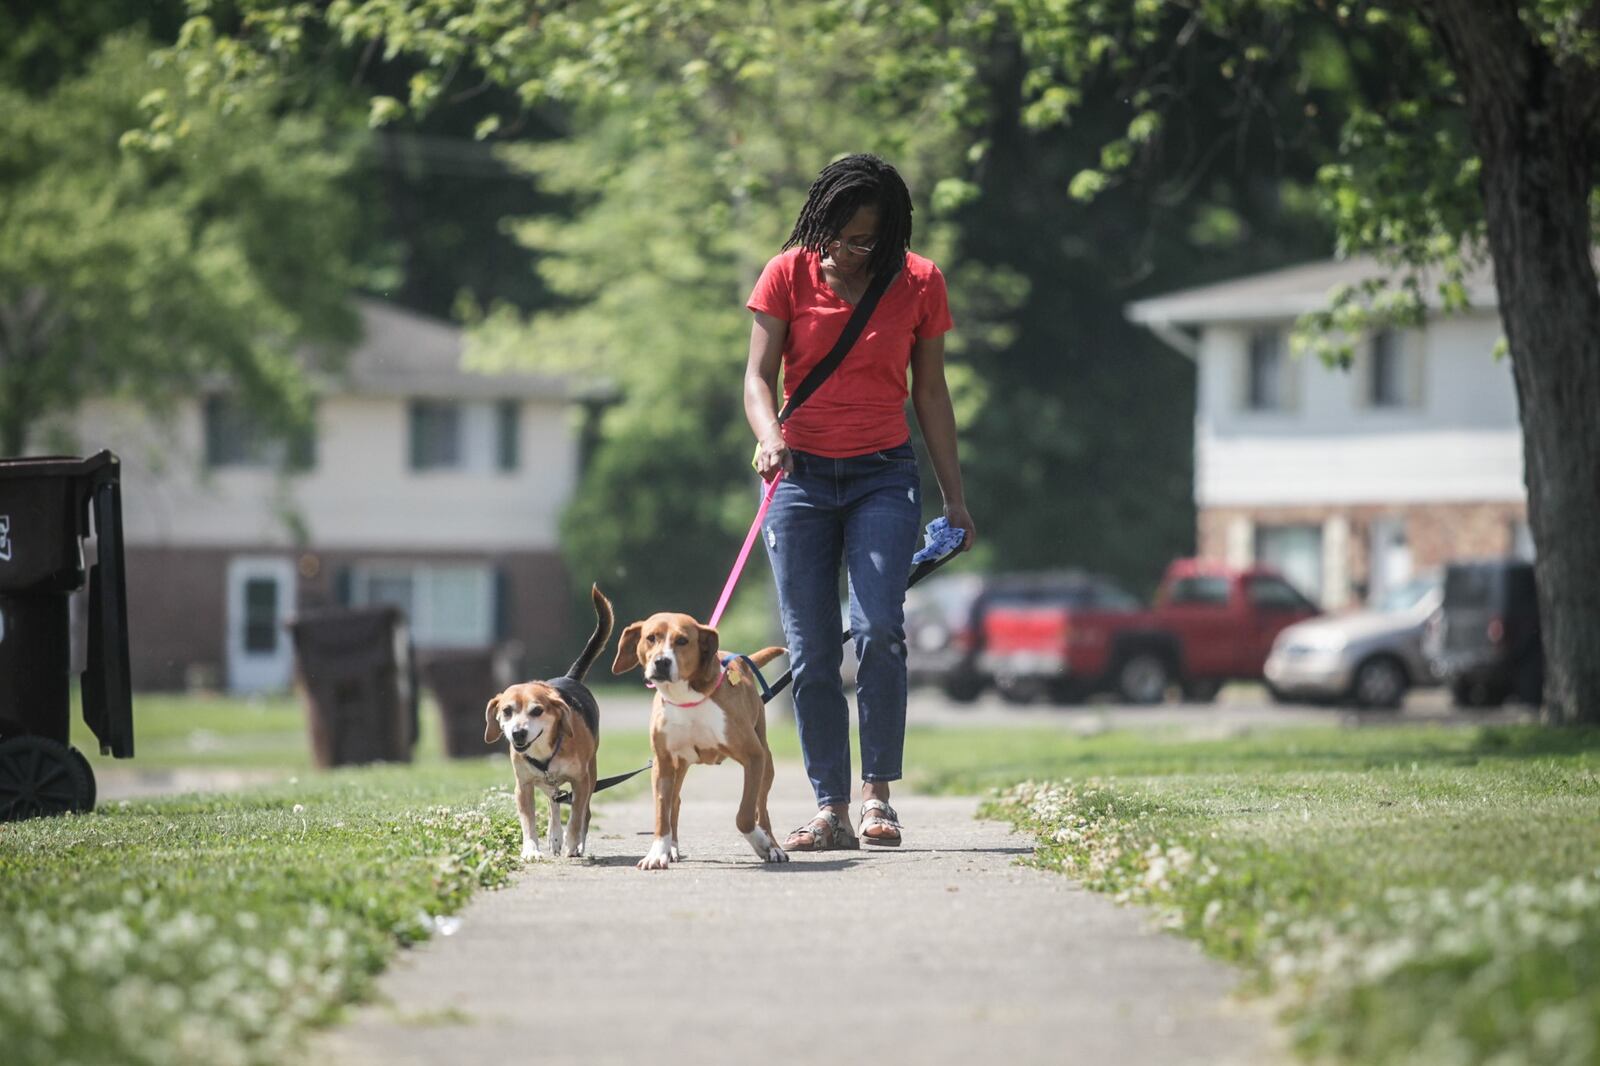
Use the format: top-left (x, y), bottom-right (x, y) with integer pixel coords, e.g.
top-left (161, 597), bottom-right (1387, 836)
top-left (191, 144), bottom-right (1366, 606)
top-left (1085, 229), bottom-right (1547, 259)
top-left (0, 0), bottom-right (187, 92)
top-left (159, 0), bottom-right (1600, 621)
top-left (448, 8), bottom-right (976, 616)
top-left (0, 764), bottom-right (523, 1066)
top-left (0, 33), bottom-right (360, 454)
top-left (987, 724), bottom-right (1600, 1066)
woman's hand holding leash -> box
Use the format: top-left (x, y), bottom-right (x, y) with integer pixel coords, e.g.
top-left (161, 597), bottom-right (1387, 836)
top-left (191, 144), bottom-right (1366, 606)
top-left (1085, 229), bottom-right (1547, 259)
top-left (753, 432), bottom-right (793, 482)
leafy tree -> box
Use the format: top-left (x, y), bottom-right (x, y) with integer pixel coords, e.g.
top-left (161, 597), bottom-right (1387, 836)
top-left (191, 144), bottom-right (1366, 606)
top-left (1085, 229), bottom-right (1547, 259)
top-left (0, 0), bottom-right (187, 92)
top-left (168, 2), bottom-right (1600, 725)
top-left (975, 0), bottom-right (1600, 722)
top-left (0, 33), bottom-right (360, 455)
top-left (452, 18), bottom-right (980, 627)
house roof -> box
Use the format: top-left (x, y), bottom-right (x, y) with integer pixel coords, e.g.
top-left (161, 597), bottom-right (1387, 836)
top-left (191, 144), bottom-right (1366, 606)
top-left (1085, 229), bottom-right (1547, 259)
top-left (1125, 255), bottom-right (1500, 330)
top-left (325, 298), bottom-right (579, 401)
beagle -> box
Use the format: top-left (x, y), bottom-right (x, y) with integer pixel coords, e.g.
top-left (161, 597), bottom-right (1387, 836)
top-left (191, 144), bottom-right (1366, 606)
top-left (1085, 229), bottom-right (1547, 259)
top-left (485, 585), bottom-right (613, 861)
top-left (611, 613), bottom-right (788, 870)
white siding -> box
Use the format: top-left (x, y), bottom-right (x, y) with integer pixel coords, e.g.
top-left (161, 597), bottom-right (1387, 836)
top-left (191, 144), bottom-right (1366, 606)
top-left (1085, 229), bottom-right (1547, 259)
top-left (80, 394), bottom-right (576, 551)
top-left (1195, 312), bottom-right (1524, 507)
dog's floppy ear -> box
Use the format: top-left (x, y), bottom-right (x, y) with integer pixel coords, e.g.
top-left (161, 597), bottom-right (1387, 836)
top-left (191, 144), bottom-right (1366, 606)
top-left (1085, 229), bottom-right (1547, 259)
top-left (693, 623), bottom-right (722, 689)
top-left (484, 698), bottom-right (503, 744)
top-left (611, 621), bottom-right (644, 675)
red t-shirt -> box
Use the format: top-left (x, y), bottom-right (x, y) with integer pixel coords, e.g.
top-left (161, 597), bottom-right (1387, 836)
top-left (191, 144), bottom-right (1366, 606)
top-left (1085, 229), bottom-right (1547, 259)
top-left (746, 247), bottom-right (953, 458)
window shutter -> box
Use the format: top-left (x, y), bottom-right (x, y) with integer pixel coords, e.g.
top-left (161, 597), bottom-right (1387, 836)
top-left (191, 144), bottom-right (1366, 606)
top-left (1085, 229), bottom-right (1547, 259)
top-left (492, 566), bottom-right (511, 641)
top-left (407, 402), bottom-right (423, 470)
top-left (496, 401), bottom-right (520, 472)
top-left (332, 565), bottom-right (352, 607)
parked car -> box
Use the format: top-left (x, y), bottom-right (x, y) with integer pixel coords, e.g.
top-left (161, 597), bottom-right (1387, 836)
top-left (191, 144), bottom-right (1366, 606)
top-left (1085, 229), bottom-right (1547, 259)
top-left (904, 572), bottom-right (988, 700)
top-left (1424, 559), bottom-right (1543, 707)
top-left (905, 571), bottom-right (1133, 703)
top-left (977, 559), bottom-right (1320, 705)
top-left (975, 573), bottom-right (1143, 704)
top-left (1263, 574), bottom-right (1442, 708)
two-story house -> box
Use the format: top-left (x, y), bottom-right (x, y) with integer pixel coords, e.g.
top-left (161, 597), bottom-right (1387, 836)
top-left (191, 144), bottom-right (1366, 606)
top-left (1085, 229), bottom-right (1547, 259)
top-left (79, 299), bottom-right (587, 692)
top-left (1128, 257), bottom-right (1531, 610)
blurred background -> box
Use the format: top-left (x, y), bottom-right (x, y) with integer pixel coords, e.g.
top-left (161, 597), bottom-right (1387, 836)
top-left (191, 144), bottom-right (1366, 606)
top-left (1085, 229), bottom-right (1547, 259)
top-left (0, 2), bottom-right (1536, 716)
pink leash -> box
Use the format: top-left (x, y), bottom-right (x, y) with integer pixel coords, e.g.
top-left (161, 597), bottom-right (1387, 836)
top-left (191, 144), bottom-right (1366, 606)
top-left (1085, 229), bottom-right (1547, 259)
top-left (708, 472), bottom-right (784, 628)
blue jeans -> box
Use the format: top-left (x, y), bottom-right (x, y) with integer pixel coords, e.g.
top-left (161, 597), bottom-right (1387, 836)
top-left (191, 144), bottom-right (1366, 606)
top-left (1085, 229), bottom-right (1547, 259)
top-left (763, 441), bottom-right (922, 807)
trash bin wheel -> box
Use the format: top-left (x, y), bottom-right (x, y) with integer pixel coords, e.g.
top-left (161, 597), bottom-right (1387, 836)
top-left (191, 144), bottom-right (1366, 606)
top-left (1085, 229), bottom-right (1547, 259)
top-left (0, 735), bottom-right (93, 821)
top-left (68, 746), bottom-right (96, 813)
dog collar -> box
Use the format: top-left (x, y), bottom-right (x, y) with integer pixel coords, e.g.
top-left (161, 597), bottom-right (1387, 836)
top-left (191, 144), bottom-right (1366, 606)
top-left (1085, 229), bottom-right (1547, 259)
top-left (519, 731), bottom-right (564, 773)
top-left (654, 668), bottom-right (727, 708)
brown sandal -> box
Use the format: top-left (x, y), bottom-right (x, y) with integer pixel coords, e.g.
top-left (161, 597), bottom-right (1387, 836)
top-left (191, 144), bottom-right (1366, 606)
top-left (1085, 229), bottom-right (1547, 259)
top-left (782, 810), bottom-right (860, 852)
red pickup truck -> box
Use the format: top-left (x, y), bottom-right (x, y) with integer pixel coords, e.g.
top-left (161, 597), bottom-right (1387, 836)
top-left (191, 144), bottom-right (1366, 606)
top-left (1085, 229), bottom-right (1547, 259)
top-left (978, 559), bottom-right (1320, 704)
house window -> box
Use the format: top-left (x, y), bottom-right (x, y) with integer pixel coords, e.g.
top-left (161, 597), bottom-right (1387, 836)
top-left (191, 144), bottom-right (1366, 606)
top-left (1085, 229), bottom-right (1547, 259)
top-left (496, 400), bottom-right (520, 472)
top-left (204, 395), bottom-right (315, 470)
top-left (1370, 330), bottom-right (1407, 407)
top-left (1246, 330), bottom-right (1289, 411)
top-left (242, 578), bottom-right (280, 653)
top-left (350, 563), bottom-right (494, 648)
top-left (1255, 524), bottom-right (1323, 603)
top-left (409, 401), bottom-right (462, 470)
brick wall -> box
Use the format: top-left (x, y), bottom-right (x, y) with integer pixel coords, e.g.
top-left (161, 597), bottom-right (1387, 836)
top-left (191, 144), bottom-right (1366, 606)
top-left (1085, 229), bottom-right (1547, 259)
top-left (1198, 499), bottom-right (1529, 604)
top-left (123, 545), bottom-right (569, 691)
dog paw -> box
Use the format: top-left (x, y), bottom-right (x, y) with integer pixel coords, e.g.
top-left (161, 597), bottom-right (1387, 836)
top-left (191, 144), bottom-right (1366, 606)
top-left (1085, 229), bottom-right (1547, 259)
top-left (638, 838), bottom-right (673, 871)
top-left (744, 828), bottom-right (787, 863)
top-left (669, 844), bottom-right (684, 862)
top-left (520, 843), bottom-right (544, 862)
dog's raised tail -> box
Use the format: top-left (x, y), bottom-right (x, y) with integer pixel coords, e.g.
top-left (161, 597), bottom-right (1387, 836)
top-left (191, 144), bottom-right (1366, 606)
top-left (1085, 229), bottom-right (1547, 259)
top-left (745, 646), bottom-right (787, 669)
top-left (565, 584), bottom-right (615, 682)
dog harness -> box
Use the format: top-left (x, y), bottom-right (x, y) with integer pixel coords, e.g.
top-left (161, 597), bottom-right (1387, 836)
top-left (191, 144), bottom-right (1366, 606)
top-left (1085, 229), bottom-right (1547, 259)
top-left (519, 731), bottom-right (564, 774)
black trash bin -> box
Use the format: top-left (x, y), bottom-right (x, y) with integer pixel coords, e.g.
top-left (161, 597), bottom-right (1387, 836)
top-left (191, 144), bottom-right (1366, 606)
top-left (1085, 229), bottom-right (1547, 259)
top-left (287, 606), bottom-right (418, 768)
top-left (421, 646), bottom-right (516, 758)
top-left (0, 451), bottom-right (134, 819)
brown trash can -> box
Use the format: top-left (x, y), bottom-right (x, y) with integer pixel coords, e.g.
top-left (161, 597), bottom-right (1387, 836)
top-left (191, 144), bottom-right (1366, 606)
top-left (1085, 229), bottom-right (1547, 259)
top-left (287, 606), bottom-right (417, 768)
top-left (421, 646), bottom-right (516, 758)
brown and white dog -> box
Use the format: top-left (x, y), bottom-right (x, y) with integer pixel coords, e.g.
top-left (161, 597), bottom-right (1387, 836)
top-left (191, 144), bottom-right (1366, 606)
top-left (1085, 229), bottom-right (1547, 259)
top-left (485, 585), bottom-right (613, 861)
top-left (611, 613), bottom-right (788, 870)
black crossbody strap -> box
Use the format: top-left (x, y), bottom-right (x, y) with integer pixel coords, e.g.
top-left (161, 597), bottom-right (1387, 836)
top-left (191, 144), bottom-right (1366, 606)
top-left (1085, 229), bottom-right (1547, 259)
top-left (777, 265), bottom-right (896, 423)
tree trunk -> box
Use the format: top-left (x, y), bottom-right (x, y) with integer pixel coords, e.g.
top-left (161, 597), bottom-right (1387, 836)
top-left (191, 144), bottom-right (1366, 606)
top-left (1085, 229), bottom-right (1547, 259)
top-left (1424, 0), bottom-right (1600, 725)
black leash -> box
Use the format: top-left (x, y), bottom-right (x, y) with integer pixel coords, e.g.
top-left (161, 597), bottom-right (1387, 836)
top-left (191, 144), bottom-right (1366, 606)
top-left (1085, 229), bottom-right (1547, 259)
top-left (544, 654), bottom-right (779, 806)
top-left (545, 555), bottom-right (958, 800)
top-left (761, 546), bottom-right (965, 704)
top-left (544, 759), bottom-right (653, 807)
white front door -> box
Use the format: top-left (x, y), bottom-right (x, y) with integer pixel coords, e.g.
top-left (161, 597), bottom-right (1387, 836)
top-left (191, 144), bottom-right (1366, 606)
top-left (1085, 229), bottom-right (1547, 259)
top-left (1369, 517), bottom-right (1413, 606)
top-left (226, 556), bottom-right (297, 694)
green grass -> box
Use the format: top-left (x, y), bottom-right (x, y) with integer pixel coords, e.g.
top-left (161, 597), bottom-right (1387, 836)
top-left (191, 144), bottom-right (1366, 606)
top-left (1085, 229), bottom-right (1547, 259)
top-left (3, 691), bottom-right (657, 1066)
top-left (0, 763), bottom-right (518, 1065)
top-left (32, 694), bottom-right (1600, 1066)
top-left (977, 724), bottom-right (1600, 1066)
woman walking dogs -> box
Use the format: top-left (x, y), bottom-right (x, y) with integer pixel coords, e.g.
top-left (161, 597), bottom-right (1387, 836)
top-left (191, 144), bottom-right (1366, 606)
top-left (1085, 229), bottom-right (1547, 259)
top-left (744, 154), bottom-right (976, 851)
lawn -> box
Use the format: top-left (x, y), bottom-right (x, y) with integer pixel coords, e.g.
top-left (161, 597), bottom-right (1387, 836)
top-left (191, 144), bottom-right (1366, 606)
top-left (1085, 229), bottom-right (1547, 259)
top-left (0, 691), bottom-right (656, 1066)
top-left (0, 762), bottom-right (522, 1066)
top-left (982, 724), bottom-right (1600, 1066)
top-left (12, 694), bottom-right (1599, 1066)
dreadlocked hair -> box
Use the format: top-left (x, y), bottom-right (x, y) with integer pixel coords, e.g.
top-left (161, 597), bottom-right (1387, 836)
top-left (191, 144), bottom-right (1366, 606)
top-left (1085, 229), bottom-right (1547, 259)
top-left (783, 153), bottom-right (913, 280)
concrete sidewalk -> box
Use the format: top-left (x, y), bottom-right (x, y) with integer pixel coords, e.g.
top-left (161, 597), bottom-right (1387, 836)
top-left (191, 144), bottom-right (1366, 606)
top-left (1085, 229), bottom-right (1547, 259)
top-left (312, 763), bottom-right (1282, 1066)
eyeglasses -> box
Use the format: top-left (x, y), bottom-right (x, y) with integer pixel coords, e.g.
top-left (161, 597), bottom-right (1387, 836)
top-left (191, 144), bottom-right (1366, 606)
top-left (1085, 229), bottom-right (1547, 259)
top-left (826, 237), bottom-right (878, 256)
